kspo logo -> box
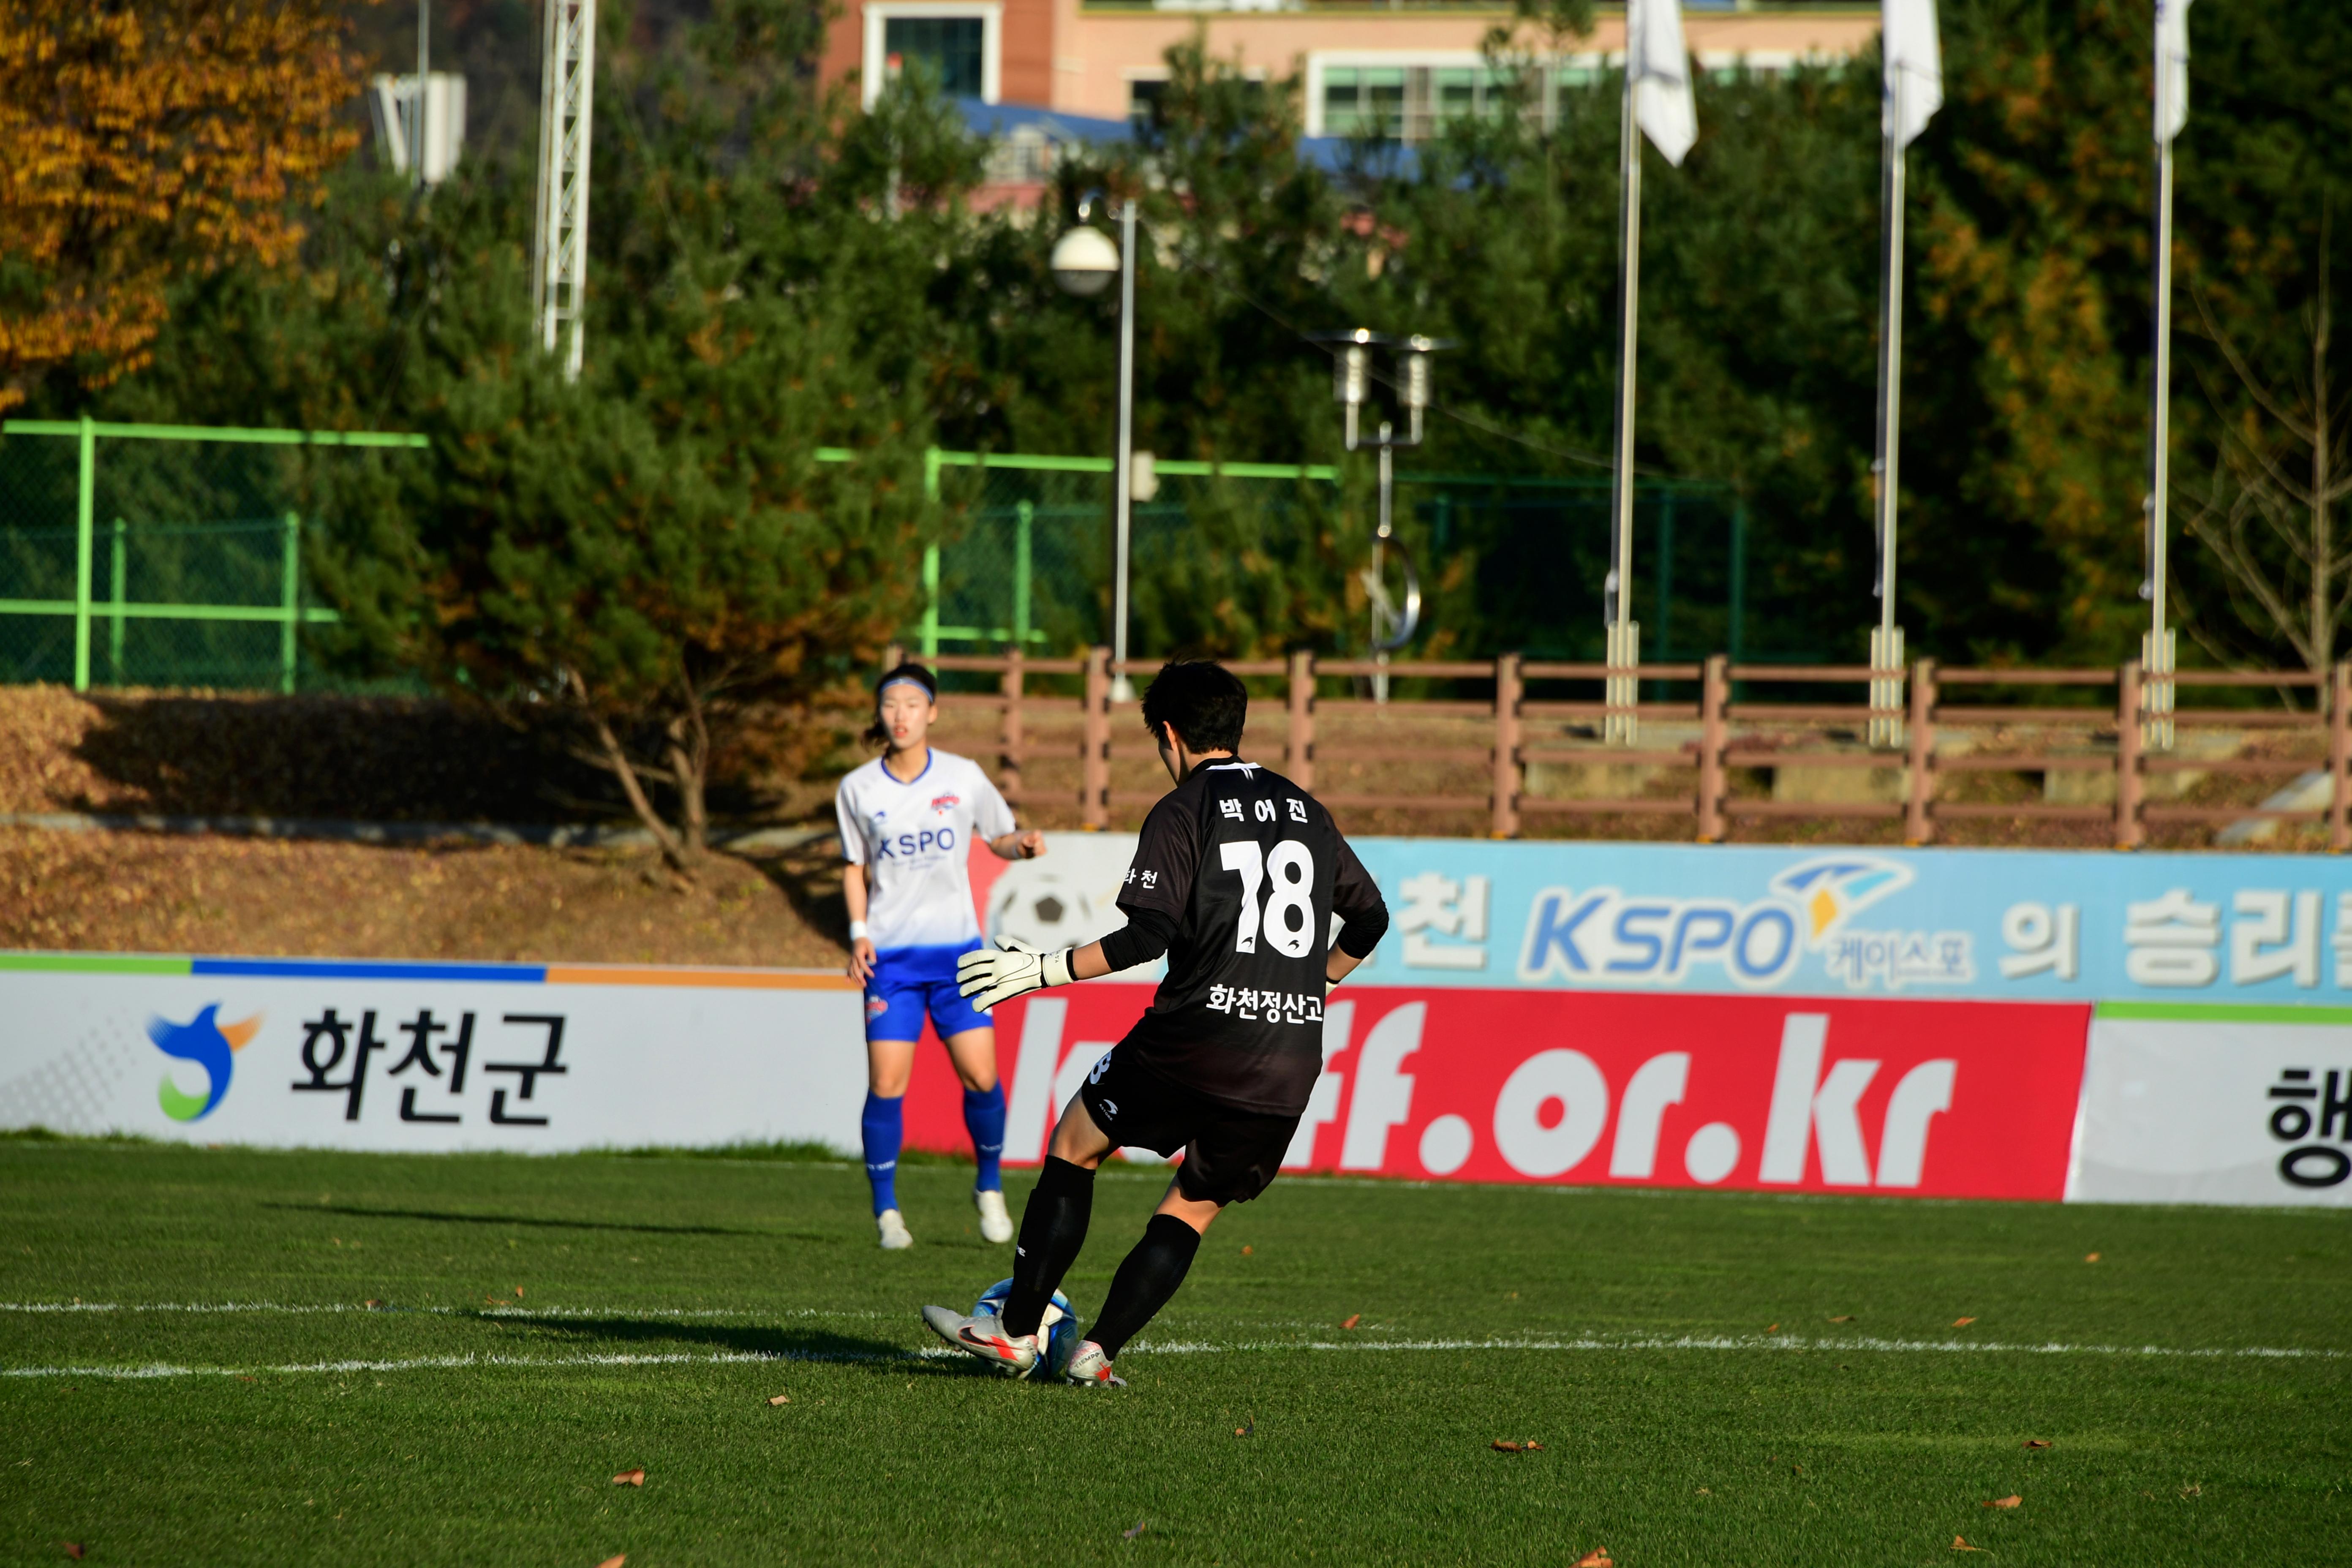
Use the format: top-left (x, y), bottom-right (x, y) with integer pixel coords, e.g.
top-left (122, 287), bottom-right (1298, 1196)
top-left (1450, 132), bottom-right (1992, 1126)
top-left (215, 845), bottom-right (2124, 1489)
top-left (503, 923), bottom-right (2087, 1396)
top-left (1517, 888), bottom-right (1802, 988)
top-left (872, 825), bottom-right (957, 860)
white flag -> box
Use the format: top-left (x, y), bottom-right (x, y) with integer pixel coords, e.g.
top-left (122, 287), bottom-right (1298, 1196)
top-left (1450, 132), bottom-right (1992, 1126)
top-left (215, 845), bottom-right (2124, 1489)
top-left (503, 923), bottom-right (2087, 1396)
top-left (1628, 0), bottom-right (1697, 168)
top-left (1881, 0), bottom-right (1942, 148)
top-left (2155, 0), bottom-right (2193, 143)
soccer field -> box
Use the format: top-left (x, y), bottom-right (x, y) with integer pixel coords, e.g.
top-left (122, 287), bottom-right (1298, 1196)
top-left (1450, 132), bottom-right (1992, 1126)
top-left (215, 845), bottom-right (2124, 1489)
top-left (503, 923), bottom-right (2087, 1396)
top-left (0, 1139), bottom-right (2344, 1566)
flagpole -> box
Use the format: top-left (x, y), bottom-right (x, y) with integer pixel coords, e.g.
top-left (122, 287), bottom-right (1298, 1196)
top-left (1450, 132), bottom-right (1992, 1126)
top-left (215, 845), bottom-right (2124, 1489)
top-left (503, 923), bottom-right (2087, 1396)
top-left (1869, 70), bottom-right (1908, 748)
top-left (1606, 48), bottom-right (1643, 746)
top-left (2143, 131), bottom-right (2177, 751)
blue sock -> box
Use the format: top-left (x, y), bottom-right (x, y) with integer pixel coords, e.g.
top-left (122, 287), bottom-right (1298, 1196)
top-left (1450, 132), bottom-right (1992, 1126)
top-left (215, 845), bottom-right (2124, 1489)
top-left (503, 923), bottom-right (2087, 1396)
top-left (964, 1083), bottom-right (1007, 1193)
top-left (861, 1092), bottom-right (904, 1216)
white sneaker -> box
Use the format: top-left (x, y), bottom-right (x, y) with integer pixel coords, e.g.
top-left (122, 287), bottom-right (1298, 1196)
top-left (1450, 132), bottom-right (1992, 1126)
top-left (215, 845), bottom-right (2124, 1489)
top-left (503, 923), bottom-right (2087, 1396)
top-left (920, 1305), bottom-right (1039, 1377)
top-left (975, 1187), bottom-right (1014, 1244)
top-left (1064, 1339), bottom-right (1126, 1387)
top-left (876, 1209), bottom-right (914, 1250)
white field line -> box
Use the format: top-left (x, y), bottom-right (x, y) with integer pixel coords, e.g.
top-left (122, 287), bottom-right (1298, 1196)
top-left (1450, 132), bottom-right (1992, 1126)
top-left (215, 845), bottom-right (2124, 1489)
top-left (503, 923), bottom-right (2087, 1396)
top-left (0, 1301), bottom-right (893, 1322)
top-left (3, 1331), bottom-right (2343, 1382)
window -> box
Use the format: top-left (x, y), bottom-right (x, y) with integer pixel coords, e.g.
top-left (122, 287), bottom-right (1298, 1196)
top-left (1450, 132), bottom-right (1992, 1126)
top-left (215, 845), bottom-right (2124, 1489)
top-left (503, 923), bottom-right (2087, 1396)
top-left (861, 4), bottom-right (999, 109)
top-left (1323, 66), bottom-right (1405, 139)
top-left (883, 16), bottom-right (983, 98)
top-left (1434, 66), bottom-right (1517, 124)
top-left (1128, 78), bottom-right (1168, 132)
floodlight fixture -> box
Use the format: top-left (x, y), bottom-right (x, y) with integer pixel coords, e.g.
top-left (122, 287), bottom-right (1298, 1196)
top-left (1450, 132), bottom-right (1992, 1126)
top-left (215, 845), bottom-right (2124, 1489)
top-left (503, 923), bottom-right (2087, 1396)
top-left (1050, 225), bottom-right (1119, 298)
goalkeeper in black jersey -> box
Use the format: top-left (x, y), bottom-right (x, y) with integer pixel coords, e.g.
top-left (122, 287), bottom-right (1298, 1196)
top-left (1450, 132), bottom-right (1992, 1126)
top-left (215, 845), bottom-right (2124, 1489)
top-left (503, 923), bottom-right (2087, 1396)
top-left (923, 659), bottom-right (1391, 1386)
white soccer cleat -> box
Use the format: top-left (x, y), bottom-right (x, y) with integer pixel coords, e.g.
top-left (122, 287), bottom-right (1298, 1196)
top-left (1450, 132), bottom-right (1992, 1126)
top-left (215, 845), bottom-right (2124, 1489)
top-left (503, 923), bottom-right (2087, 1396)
top-left (975, 1187), bottom-right (1014, 1244)
top-left (1063, 1339), bottom-right (1126, 1388)
top-left (876, 1209), bottom-right (914, 1250)
top-left (921, 1304), bottom-right (1040, 1377)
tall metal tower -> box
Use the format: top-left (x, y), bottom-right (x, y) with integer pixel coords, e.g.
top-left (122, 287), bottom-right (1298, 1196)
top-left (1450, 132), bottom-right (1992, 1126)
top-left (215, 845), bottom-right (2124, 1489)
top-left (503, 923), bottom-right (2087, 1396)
top-left (532, 0), bottom-right (597, 379)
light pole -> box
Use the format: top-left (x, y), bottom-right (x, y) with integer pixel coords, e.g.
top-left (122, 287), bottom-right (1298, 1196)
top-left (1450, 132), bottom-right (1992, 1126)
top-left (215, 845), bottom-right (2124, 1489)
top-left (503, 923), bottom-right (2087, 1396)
top-left (1320, 329), bottom-right (1435, 702)
top-left (1051, 199), bottom-right (1140, 702)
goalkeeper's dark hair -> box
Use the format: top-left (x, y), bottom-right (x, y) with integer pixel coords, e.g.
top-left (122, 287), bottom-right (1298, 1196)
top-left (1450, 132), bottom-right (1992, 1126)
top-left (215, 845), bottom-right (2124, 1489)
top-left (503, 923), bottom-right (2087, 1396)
top-left (863, 662), bottom-right (938, 749)
top-left (1141, 659), bottom-right (1247, 753)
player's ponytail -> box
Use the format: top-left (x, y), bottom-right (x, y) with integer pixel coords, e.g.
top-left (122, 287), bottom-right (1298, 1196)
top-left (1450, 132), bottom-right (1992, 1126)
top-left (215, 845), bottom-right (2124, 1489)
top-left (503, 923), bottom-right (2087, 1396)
top-left (864, 662), bottom-right (939, 749)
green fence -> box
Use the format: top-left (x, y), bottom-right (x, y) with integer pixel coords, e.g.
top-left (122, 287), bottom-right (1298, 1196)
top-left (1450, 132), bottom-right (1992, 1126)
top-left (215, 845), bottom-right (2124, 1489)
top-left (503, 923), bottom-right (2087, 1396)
top-left (0, 425), bottom-right (1773, 692)
top-left (0, 418), bottom-right (425, 692)
top-left (894, 450), bottom-right (1774, 667)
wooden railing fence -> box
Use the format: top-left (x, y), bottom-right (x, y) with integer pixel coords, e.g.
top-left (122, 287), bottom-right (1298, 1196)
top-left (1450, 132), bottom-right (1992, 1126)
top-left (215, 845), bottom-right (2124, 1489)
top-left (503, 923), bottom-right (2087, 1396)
top-left (887, 646), bottom-right (2352, 850)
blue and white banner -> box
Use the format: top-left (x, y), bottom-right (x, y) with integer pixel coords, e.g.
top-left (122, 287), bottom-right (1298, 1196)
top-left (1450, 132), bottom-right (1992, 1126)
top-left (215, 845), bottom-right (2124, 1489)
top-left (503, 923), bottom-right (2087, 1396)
top-left (1339, 841), bottom-right (2352, 1007)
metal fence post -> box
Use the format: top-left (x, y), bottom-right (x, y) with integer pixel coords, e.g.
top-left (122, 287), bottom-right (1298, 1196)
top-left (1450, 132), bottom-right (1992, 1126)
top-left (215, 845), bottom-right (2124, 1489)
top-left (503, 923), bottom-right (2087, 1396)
top-left (920, 446), bottom-right (943, 659)
top-left (1697, 653), bottom-right (1727, 842)
top-left (2116, 660), bottom-right (2145, 850)
top-left (2330, 661), bottom-right (2350, 853)
top-left (279, 511), bottom-right (301, 695)
top-left (73, 414), bottom-right (94, 691)
top-left (109, 517), bottom-right (127, 684)
top-left (1013, 499), bottom-right (1033, 651)
top-left (1904, 656), bottom-right (1936, 845)
top-left (1082, 645), bottom-right (1110, 830)
top-left (999, 648), bottom-right (1024, 804)
top-left (1491, 653), bottom-right (1522, 839)
top-left (1287, 649), bottom-right (1315, 791)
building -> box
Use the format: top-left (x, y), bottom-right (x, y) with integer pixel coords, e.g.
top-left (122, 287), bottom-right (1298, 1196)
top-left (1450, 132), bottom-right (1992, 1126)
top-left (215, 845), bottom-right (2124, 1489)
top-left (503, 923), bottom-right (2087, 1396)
top-left (820, 1), bottom-right (1880, 140)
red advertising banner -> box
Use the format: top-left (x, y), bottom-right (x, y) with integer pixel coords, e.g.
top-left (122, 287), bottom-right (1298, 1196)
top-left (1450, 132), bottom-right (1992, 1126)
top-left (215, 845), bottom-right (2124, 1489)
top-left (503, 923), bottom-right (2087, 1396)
top-left (903, 983), bottom-right (2091, 1201)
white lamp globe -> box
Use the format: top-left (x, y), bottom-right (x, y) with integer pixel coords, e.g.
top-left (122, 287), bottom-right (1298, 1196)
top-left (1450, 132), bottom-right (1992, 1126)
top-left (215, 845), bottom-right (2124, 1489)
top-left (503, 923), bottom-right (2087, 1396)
top-left (1050, 226), bottom-right (1120, 297)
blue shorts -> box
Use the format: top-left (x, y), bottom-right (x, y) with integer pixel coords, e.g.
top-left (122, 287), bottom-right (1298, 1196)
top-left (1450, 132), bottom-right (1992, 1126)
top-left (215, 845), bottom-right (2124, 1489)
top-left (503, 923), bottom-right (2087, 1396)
top-left (865, 943), bottom-right (992, 1043)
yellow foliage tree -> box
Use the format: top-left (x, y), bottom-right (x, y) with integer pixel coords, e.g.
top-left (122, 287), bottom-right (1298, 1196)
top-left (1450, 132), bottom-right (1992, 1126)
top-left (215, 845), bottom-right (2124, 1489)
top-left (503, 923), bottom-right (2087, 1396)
top-left (0, 0), bottom-right (362, 413)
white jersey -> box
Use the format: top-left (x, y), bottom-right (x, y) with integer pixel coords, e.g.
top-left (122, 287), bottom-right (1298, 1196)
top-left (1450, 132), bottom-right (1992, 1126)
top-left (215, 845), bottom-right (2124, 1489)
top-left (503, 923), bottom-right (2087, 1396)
top-left (835, 749), bottom-right (1015, 956)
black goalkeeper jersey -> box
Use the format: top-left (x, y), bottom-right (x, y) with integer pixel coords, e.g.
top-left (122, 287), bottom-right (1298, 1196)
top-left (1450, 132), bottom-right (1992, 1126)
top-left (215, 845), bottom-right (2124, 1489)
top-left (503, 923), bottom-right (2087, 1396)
top-left (1113, 759), bottom-right (1386, 1116)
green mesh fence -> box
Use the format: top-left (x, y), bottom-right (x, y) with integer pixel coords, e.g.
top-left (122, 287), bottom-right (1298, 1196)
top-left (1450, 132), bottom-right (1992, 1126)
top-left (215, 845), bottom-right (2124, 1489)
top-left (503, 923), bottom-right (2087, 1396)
top-left (0, 429), bottom-right (1773, 694)
top-left (0, 420), bottom-right (426, 692)
top-left (906, 451), bottom-right (1775, 667)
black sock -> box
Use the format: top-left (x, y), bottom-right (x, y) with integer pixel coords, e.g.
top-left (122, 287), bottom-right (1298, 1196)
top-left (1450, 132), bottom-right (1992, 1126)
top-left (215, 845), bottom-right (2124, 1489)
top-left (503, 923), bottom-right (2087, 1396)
top-left (1002, 1157), bottom-right (1094, 1339)
top-left (1088, 1213), bottom-right (1203, 1361)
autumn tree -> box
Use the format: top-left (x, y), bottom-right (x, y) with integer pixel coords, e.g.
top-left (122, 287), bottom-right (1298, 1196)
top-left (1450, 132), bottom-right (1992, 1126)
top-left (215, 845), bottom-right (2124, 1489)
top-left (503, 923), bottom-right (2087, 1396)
top-left (0, 0), bottom-right (360, 413)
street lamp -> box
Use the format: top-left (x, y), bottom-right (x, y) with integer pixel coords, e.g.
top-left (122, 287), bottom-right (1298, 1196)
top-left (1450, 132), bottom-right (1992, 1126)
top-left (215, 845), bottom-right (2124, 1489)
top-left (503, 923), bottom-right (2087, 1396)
top-left (1318, 329), bottom-right (1438, 702)
top-left (1053, 198), bottom-right (1139, 702)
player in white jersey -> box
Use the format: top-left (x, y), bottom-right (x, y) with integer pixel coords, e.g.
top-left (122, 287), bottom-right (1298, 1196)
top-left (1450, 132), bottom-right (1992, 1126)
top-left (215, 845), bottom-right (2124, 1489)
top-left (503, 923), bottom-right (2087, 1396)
top-left (837, 662), bottom-right (1044, 1250)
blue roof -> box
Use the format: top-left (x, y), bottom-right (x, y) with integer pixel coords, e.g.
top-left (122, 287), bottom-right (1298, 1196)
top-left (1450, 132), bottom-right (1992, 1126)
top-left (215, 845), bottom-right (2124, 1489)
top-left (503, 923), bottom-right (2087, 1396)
top-left (954, 96), bottom-right (1423, 181)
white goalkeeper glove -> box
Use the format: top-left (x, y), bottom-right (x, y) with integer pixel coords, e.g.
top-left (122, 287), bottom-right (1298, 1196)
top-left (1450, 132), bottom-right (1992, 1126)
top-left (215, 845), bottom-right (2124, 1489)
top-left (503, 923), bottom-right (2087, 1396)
top-left (956, 936), bottom-right (1075, 1012)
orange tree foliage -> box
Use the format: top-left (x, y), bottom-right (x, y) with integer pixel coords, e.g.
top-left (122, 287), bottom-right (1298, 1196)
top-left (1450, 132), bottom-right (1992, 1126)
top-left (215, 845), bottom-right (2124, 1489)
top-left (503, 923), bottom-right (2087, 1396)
top-left (0, 0), bottom-right (362, 413)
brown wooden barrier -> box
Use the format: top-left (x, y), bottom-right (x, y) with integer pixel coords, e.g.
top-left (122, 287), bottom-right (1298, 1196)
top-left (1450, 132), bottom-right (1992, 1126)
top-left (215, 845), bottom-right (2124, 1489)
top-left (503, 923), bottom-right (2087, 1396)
top-left (886, 646), bottom-right (2352, 849)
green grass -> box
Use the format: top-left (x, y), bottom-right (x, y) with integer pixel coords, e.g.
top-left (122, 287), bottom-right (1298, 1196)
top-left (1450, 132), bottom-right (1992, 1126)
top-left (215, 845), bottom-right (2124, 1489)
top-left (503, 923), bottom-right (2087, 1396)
top-left (0, 1142), bottom-right (2346, 1567)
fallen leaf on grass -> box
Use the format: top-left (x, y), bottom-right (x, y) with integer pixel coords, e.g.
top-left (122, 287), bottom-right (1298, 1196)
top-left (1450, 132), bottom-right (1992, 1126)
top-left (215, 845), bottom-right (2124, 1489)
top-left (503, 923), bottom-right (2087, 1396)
top-left (1829, 1314), bottom-right (1855, 1323)
top-left (1952, 1537), bottom-right (1981, 1552)
top-left (1952, 1317), bottom-right (1977, 1328)
top-left (1340, 1314), bottom-right (1361, 1330)
top-left (1240, 1245), bottom-right (1252, 1255)
top-left (2180, 1483), bottom-right (2201, 1497)
top-left (611, 1468), bottom-right (645, 1487)
top-left (1122, 1521), bottom-right (1146, 1540)
top-left (1574, 1551), bottom-right (1613, 1567)
top-left (1234, 1419), bottom-right (1254, 1438)
top-left (62, 1546), bottom-right (84, 1561)
top-left (2023, 1439), bottom-right (2050, 1450)
top-left (1696, 1487), bottom-right (1711, 1495)
top-left (2085, 1252), bottom-right (2100, 1263)
top-left (364, 1299), bottom-right (382, 1309)
top-left (1766, 1323), bottom-right (1780, 1334)
top-left (1491, 1440), bottom-right (1544, 1454)
top-left (1983, 1495), bottom-right (2021, 1509)
top-left (768, 1394), bottom-right (790, 1406)
top-left (596, 1557), bottom-right (626, 1568)
top-left (514, 1287), bottom-right (525, 1299)
top-left (237, 1376), bottom-right (256, 1383)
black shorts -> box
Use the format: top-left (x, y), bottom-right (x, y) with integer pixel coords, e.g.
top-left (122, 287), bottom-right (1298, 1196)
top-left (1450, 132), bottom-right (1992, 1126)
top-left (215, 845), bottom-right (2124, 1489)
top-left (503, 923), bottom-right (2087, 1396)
top-left (1078, 1046), bottom-right (1300, 1207)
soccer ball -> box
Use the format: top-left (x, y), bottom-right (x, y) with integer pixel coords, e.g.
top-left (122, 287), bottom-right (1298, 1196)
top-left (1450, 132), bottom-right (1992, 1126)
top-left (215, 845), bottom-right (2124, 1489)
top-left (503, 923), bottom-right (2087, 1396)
top-left (975, 1277), bottom-right (1080, 1381)
top-left (988, 869), bottom-right (1099, 952)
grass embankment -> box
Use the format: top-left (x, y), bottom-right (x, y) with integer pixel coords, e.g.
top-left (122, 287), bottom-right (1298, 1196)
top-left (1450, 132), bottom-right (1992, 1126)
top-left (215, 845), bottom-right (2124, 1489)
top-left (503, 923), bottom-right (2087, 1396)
top-left (1, 1139), bottom-right (2344, 1565)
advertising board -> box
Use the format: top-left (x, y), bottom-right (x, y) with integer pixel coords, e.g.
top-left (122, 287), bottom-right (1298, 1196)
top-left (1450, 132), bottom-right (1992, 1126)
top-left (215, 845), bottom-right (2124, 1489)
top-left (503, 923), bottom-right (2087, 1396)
top-left (0, 956), bottom-right (867, 1154)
